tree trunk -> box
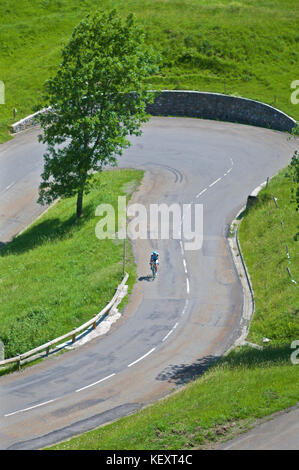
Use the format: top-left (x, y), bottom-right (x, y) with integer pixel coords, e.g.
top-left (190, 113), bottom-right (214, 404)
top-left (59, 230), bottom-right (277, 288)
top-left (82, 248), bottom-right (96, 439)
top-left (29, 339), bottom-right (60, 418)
top-left (77, 189), bottom-right (84, 218)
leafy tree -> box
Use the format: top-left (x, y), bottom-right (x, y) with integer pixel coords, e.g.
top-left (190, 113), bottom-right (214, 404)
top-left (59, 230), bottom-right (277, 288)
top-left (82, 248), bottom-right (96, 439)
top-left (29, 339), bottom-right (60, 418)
top-left (37, 9), bottom-right (159, 217)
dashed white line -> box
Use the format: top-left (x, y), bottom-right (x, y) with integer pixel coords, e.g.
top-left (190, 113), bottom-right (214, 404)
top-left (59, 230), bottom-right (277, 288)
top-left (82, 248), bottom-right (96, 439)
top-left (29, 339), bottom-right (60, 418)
top-left (5, 182), bottom-right (15, 191)
top-left (128, 348), bottom-right (156, 367)
top-left (162, 330), bottom-right (173, 342)
top-left (75, 373), bottom-right (116, 393)
top-left (186, 277), bottom-right (190, 294)
top-left (162, 322), bottom-right (179, 342)
top-left (0, 181), bottom-right (16, 196)
top-left (196, 188), bottom-right (207, 198)
top-left (5, 399), bottom-right (57, 417)
top-left (183, 258), bottom-right (187, 273)
top-left (181, 299), bottom-right (189, 316)
top-left (209, 177), bottom-right (222, 187)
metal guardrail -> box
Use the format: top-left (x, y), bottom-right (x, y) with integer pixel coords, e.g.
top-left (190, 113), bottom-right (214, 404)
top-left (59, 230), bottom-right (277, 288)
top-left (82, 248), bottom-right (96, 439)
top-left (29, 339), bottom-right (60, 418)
top-left (0, 272), bottom-right (129, 369)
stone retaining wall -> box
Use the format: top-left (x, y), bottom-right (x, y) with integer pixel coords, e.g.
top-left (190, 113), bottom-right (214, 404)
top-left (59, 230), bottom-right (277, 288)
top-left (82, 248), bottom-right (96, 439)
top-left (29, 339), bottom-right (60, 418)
top-left (146, 91), bottom-right (296, 132)
top-left (11, 91), bottom-right (297, 134)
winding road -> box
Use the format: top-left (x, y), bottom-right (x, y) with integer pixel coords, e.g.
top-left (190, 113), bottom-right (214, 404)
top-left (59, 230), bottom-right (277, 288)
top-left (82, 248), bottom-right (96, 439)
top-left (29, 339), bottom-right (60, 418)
top-left (0, 117), bottom-right (296, 450)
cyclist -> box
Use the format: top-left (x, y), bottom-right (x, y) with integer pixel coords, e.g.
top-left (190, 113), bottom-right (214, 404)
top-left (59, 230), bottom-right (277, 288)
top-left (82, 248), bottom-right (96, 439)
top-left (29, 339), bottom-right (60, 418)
top-left (150, 250), bottom-right (159, 275)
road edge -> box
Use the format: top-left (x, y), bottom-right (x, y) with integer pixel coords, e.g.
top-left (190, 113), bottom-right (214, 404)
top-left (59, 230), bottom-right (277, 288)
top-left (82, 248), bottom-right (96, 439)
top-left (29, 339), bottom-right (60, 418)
top-left (225, 181), bottom-right (268, 355)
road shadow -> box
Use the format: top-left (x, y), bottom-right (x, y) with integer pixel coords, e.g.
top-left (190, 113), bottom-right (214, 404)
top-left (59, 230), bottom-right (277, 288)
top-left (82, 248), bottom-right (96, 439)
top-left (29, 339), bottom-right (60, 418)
top-left (156, 344), bottom-right (295, 387)
top-left (138, 275), bottom-right (154, 282)
top-left (156, 355), bottom-right (220, 386)
top-left (0, 201), bottom-right (96, 257)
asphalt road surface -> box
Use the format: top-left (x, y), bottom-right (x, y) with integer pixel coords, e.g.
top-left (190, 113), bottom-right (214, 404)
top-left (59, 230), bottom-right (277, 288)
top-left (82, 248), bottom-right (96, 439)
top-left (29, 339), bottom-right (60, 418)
top-left (0, 117), bottom-right (297, 450)
top-left (218, 403), bottom-right (299, 450)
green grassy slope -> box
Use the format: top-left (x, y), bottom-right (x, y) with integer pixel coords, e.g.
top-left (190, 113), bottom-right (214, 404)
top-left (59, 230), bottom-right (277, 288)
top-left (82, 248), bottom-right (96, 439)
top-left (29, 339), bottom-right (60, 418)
top-left (239, 168), bottom-right (299, 345)
top-left (0, 169), bottom-right (143, 358)
top-left (1, 0), bottom-right (299, 142)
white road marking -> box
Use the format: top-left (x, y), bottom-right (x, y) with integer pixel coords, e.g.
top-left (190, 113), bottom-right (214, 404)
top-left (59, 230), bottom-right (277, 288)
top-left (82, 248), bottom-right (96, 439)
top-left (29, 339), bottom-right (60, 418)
top-left (128, 348), bottom-right (156, 367)
top-left (181, 298), bottom-right (189, 316)
top-left (0, 181), bottom-right (16, 196)
top-left (196, 188), bottom-right (207, 198)
top-left (5, 182), bottom-right (15, 191)
top-left (209, 177), bottom-right (222, 187)
top-left (5, 399), bottom-right (57, 417)
top-left (162, 323), bottom-right (179, 342)
top-left (75, 373), bottom-right (116, 393)
top-left (186, 277), bottom-right (190, 294)
top-left (162, 330), bottom-right (173, 342)
top-left (183, 258), bottom-right (187, 273)
top-left (179, 240), bottom-right (184, 256)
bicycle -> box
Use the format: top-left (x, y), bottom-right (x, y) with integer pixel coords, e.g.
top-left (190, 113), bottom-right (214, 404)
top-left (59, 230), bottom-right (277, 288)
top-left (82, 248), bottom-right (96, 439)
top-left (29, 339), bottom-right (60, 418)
top-left (150, 260), bottom-right (157, 279)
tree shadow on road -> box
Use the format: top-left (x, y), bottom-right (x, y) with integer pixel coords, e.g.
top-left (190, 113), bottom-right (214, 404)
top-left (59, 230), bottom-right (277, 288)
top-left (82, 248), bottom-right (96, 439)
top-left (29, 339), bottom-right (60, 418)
top-left (156, 344), bottom-right (294, 387)
top-left (156, 355), bottom-right (220, 386)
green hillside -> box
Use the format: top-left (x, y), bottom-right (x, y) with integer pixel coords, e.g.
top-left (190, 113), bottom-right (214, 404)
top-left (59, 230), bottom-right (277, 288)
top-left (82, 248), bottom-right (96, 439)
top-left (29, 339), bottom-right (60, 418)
top-left (0, 169), bottom-right (143, 359)
top-left (1, 0), bottom-right (299, 142)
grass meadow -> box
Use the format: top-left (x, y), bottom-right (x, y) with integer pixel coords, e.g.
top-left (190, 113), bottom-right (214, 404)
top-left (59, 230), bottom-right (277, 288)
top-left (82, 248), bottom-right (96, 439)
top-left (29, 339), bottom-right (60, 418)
top-left (0, 169), bottom-right (143, 358)
top-left (1, 0), bottom-right (299, 142)
top-left (239, 168), bottom-right (299, 345)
